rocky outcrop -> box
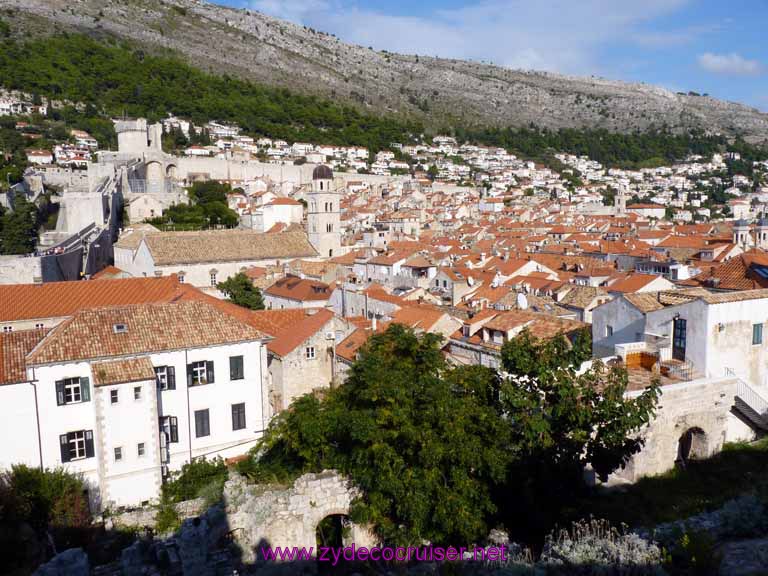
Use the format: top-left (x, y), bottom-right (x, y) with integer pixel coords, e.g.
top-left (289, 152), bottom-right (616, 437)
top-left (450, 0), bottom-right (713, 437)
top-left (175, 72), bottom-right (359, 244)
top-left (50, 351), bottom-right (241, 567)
top-left (4, 0), bottom-right (768, 142)
top-left (32, 547), bottom-right (89, 576)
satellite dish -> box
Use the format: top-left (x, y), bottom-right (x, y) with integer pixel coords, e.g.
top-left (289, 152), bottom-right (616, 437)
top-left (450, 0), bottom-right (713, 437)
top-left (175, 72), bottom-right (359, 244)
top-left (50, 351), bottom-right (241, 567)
top-left (516, 292), bottom-right (529, 310)
top-left (467, 276), bottom-right (475, 286)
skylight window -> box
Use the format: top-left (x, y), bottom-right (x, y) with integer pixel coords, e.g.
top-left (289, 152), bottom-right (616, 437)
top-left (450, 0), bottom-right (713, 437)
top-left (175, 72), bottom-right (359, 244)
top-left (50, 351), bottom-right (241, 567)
top-left (113, 323), bottom-right (128, 334)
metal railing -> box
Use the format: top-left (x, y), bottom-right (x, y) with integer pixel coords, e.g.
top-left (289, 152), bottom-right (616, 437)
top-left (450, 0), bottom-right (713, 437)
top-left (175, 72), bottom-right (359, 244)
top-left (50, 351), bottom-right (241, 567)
top-left (733, 372), bottom-right (768, 424)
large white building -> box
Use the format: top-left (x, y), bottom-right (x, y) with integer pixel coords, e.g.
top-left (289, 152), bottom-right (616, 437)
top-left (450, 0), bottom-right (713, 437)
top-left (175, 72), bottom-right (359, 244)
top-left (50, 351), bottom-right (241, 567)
top-left (114, 228), bottom-right (318, 292)
top-left (0, 300), bottom-right (270, 509)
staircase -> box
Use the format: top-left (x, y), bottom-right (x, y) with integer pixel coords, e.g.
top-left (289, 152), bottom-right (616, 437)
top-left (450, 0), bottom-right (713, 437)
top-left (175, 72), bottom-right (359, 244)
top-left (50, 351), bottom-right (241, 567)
top-left (732, 373), bottom-right (768, 431)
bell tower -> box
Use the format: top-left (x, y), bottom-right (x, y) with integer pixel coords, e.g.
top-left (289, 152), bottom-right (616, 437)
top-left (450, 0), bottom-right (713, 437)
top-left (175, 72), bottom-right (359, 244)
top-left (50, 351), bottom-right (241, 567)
top-left (307, 165), bottom-right (341, 258)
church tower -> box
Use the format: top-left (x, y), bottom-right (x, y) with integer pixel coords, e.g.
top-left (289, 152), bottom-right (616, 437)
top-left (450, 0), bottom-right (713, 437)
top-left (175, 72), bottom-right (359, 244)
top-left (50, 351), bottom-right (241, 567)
top-left (307, 165), bottom-right (341, 258)
top-left (614, 185), bottom-right (628, 217)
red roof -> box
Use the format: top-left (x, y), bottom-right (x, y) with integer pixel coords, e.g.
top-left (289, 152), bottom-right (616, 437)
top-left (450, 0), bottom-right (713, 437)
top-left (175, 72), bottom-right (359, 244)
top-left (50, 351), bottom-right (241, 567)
top-left (0, 276), bottom-right (184, 323)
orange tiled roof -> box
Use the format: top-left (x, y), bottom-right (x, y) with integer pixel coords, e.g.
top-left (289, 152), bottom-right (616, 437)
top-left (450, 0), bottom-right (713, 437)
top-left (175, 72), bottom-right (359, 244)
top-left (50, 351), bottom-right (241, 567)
top-left (27, 301), bottom-right (268, 366)
top-left (0, 276), bottom-right (184, 323)
top-left (267, 308), bottom-right (335, 358)
top-left (92, 357), bottom-right (156, 387)
top-left (264, 276), bottom-right (332, 302)
top-left (0, 329), bottom-right (47, 384)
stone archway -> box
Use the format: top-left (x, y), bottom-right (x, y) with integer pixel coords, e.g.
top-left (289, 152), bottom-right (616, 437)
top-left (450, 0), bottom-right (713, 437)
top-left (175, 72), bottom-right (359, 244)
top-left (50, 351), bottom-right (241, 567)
top-left (223, 471), bottom-right (378, 564)
top-left (166, 164), bottom-right (178, 180)
top-left (677, 427), bottom-right (709, 465)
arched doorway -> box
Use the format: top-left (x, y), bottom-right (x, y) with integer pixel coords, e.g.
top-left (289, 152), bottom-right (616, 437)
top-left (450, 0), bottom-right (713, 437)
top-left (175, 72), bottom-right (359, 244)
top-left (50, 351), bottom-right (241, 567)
top-left (316, 514), bottom-right (352, 574)
top-left (677, 427), bottom-right (708, 466)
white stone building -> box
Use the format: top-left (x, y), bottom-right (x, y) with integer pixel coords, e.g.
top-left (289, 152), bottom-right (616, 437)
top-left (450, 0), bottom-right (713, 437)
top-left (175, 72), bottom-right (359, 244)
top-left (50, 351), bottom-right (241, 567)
top-left (307, 165), bottom-right (341, 258)
top-left (0, 300), bottom-right (270, 510)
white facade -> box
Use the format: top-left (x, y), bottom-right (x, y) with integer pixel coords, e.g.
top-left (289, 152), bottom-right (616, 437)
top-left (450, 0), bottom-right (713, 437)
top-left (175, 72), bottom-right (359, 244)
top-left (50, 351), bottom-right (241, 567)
top-left (307, 169), bottom-right (342, 258)
top-left (7, 340), bottom-right (268, 510)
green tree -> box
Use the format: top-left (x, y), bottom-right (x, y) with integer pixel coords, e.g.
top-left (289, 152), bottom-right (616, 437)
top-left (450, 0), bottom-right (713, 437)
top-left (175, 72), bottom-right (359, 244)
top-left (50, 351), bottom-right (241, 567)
top-left (0, 197), bottom-right (39, 255)
top-left (243, 325), bottom-right (512, 546)
top-left (497, 328), bottom-right (660, 542)
top-left (217, 272), bottom-right (265, 310)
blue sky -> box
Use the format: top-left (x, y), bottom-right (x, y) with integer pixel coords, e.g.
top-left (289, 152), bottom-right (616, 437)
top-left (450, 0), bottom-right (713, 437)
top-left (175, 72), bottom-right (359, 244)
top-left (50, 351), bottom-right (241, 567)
top-left (222, 0), bottom-right (768, 111)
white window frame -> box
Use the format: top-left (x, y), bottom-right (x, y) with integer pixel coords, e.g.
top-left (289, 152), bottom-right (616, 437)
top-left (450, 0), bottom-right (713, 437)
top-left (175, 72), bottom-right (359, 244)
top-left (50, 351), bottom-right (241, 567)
top-left (114, 446), bottom-right (122, 461)
top-left (64, 378), bottom-right (82, 404)
top-left (137, 442), bottom-right (145, 457)
top-left (110, 389), bottom-right (119, 404)
top-left (305, 346), bottom-right (316, 360)
top-left (210, 272), bottom-right (217, 287)
top-left (155, 366), bottom-right (169, 389)
top-left (191, 361), bottom-right (208, 385)
top-left (69, 431), bottom-right (86, 461)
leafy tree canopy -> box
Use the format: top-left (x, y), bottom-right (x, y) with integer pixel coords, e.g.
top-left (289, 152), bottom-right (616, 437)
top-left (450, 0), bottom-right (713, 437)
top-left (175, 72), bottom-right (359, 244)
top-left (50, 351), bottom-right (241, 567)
top-left (240, 324), bottom-right (660, 547)
top-left (217, 272), bottom-right (265, 310)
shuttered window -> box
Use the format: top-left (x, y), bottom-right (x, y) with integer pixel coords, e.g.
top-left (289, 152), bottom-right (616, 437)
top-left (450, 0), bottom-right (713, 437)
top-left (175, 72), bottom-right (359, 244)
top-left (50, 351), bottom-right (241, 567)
top-left (59, 430), bottom-right (94, 462)
top-left (194, 409), bottom-right (210, 438)
top-left (55, 377), bottom-right (90, 406)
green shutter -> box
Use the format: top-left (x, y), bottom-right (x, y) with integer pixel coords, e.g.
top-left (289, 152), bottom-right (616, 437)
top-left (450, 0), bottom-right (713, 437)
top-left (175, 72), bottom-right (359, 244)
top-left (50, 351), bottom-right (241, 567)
top-left (80, 377), bottom-right (91, 402)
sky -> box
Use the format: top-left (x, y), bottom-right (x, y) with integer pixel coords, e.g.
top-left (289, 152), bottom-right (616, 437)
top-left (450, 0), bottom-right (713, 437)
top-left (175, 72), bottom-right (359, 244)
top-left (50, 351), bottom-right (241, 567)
top-left (222, 0), bottom-right (768, 111)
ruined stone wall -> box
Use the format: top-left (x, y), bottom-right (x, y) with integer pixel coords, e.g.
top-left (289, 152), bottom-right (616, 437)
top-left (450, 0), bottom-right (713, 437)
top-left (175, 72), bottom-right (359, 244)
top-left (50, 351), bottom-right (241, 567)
top-left (614, 377), bottom-right (736, 483)
top-left (223, 470), bottom-right (378, 563)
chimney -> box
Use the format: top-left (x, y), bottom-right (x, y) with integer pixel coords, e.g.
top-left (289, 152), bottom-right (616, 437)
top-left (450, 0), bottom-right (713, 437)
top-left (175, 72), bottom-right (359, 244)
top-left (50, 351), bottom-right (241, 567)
top-left (372, 315), bottom-right (378, 331)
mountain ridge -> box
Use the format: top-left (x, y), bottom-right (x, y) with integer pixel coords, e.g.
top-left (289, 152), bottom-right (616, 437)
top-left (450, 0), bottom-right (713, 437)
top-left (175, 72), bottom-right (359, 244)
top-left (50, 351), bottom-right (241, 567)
top-left (3, 0), bottom-right (767, 143)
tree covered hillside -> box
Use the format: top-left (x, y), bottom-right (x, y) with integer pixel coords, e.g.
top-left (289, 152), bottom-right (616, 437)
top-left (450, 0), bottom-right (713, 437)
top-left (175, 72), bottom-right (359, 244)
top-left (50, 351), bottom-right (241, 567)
top-left (0, 23), bottom-right (765, 166)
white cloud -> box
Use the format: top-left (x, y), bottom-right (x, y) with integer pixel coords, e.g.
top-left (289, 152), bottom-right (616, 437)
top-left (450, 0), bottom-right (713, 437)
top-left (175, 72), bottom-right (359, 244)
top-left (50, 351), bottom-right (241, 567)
top-left (248, 0), bottom-right (691, 75)
top-left (249, 0), bottom-right (330, 23)
top-left (698, 52), bottom-right (762, 76)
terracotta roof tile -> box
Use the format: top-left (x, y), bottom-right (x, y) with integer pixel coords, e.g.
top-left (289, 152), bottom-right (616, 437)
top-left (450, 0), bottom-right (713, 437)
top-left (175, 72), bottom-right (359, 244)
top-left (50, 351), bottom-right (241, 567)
top-left (264, 276), bottom-right (332, 302)
top-left (0, 329), bottom-right (47, 384)
top-left (92, 357), bottom-right (156, 387)
top-left (144, 229), bottom-right (317, 266)
top-left (0, 276), bottom-right (185, 323)
top-left (267, 308), bottom-right (335, 357)
top-left (27, 301), bottom-right (267, 365)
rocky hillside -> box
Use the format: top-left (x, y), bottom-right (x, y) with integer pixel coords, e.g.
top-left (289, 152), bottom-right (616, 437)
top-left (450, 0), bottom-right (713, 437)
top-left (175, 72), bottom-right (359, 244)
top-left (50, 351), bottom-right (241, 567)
top-left (4, 0), bottom-right (768, 142)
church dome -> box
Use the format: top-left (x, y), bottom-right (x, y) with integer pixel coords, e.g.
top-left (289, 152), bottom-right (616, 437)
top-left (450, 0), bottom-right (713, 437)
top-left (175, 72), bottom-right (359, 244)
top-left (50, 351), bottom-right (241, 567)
top-left (312, 165), bottom-right (333, 180)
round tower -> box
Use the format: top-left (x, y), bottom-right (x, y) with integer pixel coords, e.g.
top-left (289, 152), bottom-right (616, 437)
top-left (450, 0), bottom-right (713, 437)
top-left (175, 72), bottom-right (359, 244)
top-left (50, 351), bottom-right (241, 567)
top-left (307, 165), bottom-right (341, 258)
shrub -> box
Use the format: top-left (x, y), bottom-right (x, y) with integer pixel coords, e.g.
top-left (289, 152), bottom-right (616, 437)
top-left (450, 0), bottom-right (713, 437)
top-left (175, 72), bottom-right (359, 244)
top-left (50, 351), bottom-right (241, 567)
top-left (161, 457), bottom-right (228, 503)
top-left (663, 529), bottom-right (721, 576)
top-left (539, 518), bottom-right (665, 575)
top-left (154, 498), bottom-right (181, 535)
top-left (718, 493), bottom-right (768, 539)
top-left (0, 465), bottom-right (91, 572)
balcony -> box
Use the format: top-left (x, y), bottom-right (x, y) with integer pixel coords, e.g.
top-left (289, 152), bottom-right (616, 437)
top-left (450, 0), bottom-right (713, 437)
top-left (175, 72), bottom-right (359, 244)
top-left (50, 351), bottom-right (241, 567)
top-left (612, 339), bottom-right (701, 389)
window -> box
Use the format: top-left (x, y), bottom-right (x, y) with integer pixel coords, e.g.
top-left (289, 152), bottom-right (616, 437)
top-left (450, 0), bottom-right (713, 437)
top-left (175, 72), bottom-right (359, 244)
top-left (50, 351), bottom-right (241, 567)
top-left (110, 389), bottom-right (119, 404)
top-left (606, 325), bottom-right (614, 337)
top-left (59, 430), bottom-right (94, 462)
top-left (753, 323), bottom-right (763, 346)
top-left (56, 377), bottom-right (90, 406)
top-left (229, 356), bottom-right (244, 380)
top-left (188, 360), bottom-right (214, 386)
top-left (113, 323), bottom-right (128, 334)
top-left (114, 447), bottom-right (122, 461)
top-left (155, 366), bottom-right (176, 390)
top-left (3, 326), bottom-right (12, 333)
top-left (210, 272), bottom-right (217, 287)
top-left (35, 323), bottom-right (44, 329)
top-left (134, 386), bottom-right (141, 400)
top-left (326, 223), bottom-right (333, 233)
top-left (231, 403), bottom-right (246, 431)
top-left (194, 409), bottom-right (210, 438)
top-left (159, 416), bottom-right (179, 443)
top-left (178, 274), bottom-right (185, 284)
top-left (305, 346), bottom-right (316, 360)
top-left (137, 442), bottom-right (145, 457)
